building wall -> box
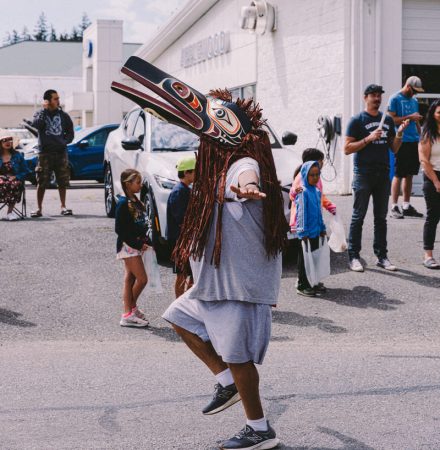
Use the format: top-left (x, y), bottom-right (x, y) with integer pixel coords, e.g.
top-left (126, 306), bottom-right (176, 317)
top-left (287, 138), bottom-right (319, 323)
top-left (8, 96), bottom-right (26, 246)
top-left (152, 0), bottom-right (257, 95)
top-left (257, 0), bottom-right (346, 193)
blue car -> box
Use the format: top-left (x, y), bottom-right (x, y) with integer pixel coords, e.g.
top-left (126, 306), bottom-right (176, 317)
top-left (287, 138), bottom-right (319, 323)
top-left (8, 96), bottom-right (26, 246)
top-left (24, 124), bottom-right (118, 185)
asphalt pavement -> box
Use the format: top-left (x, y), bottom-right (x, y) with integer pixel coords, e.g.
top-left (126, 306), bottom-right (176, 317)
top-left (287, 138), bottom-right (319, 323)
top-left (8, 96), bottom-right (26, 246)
top-left (1, 183), bottom-right (440, 450)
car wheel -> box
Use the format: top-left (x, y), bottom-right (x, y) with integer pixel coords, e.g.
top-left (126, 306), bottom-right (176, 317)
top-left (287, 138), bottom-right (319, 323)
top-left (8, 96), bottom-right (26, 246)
top-left (143, 188), bottom-right (171, 263)
top-left (104, 164), bottom-right (116, 218)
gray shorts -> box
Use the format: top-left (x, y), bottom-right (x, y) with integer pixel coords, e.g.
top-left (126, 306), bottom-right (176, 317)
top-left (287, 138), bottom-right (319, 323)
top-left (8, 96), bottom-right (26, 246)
top-left (162, 297), bottom-right (272, 365)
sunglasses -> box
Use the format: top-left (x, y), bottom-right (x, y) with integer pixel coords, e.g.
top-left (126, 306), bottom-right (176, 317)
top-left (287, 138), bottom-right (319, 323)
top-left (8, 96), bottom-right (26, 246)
top-left (1, 137), bottom-right (13, 143)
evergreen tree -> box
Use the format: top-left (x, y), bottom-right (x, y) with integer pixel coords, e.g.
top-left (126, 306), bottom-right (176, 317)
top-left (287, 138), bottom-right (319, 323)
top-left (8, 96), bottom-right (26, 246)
top-left (70, 26), bottom-right (81, 42)
top-left (79, 13), bottom-right (92, 38)
top-left (11, 30), bottom-right (20, 44)
top-left (59, 32), bottom-right (69, 42)
top-left (21, 26), bottom-right (32, 41)
top-left (33, 12), bottom-right (48, 41)
top-left (3, 32), bottom-right (11, 47)
top-left (49, 25), bottom-right (57, 42)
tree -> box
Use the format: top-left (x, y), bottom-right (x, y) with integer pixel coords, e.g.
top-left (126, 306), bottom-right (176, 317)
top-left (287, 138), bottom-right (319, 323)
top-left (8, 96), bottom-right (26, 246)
top-left (21, 26), bottom-right (32, 41)
top-left (78, 13), bottom-right (92, 38)
top-left (11, 30), bottom-right (20, 44)
top-left (3, 32), bottom-right (11, 47)
top-left (49, 25), bottom-right (57, 42)
top-left (33, 12), bottom-right (48, 41)
top-left (70, 26), bottom-right (81, 42)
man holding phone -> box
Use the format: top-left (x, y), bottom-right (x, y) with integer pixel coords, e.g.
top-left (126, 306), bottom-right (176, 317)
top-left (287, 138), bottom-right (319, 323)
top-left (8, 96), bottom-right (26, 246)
top-left (30, 89), bottom-right (74, 217)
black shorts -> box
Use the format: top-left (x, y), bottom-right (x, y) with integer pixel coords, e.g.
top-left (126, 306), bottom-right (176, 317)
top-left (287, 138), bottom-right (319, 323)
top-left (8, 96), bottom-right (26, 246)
top-left (394, 142), bottom-right (420, 177)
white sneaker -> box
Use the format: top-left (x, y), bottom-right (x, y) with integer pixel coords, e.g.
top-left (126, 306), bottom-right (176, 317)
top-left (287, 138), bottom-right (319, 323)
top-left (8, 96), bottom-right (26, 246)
top-left (132, 306), bottom-right (147, 320)
top-left (376, 258), bottom-right (397, 271)
top-left (120, 311), bottom-right (149, 327)
top-left (6, 212), bottom-right (20, 221)
top-left (349, 258), bottom-right (364, 272)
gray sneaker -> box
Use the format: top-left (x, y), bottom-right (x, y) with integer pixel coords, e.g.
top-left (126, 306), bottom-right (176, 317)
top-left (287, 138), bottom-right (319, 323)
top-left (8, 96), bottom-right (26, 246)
top-left (349, 258), bottom-right (364, 272)
top-left (220, 422), bottom-right (280, 449)
top-left (390, 205), bottom-right (404, 219)
top-left (376, 258), bottom-right (397, 271)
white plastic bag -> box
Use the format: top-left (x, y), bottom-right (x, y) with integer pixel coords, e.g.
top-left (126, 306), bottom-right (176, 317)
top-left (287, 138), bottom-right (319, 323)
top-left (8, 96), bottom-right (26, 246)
top-left (142, 247), bottom-right (163, 294)
top-left (301, 237), bottom-right (330, 287)
top-left (327, 213), bottom-right (348, 253)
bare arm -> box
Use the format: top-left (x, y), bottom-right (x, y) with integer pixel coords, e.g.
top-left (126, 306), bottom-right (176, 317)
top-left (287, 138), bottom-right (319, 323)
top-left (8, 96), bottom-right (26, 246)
top-left (390, 119), bottom-right (411, 154)
top-left (419, 140), bottom-right (440, 192)
top-left (230, 169), bottom-right (266, 200)
top-left (344, 129), bottom-right (382, 155)
top-left (388, 110), bottom-right (423, 126)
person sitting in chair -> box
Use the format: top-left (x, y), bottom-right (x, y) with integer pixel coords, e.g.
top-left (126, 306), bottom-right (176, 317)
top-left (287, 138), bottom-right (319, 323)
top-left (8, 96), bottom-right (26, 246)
top-left (0, 130), bottom-right (29, 221)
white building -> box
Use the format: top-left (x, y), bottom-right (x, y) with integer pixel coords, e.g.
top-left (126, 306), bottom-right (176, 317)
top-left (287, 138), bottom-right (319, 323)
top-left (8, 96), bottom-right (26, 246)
top-left (131, 0), bottom-right (440, 193)
top-left (0, 27), bottom-right (140, 129)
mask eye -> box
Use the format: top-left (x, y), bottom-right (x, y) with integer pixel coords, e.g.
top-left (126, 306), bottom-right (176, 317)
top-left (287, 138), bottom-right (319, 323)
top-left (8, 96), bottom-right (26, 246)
top-left (215, 109), bottom-right (226, 119)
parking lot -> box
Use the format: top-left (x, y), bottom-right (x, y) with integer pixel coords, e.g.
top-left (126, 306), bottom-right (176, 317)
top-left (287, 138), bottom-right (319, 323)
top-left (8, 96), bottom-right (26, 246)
top-left (1, 184), bottom-right (440, 449)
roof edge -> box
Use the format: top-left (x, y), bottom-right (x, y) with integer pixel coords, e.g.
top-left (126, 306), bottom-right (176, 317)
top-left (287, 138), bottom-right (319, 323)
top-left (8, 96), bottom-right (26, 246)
top-left (135, 0), bottom-right (219, 62)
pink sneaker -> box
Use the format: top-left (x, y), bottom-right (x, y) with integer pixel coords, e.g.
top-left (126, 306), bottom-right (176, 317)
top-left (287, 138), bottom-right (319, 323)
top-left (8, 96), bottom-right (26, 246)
top-left (132, 307), bottom-right (147, 320)
top-left (120, 311), bottom-right (149, 327)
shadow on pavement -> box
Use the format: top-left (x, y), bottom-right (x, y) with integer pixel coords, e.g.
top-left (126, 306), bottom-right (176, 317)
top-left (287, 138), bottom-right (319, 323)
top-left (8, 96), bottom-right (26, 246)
top-left (318, 286), bottom-right (404, 310)
top-left (272, 310), bottom-right (347, 334)
top-left (0, 308), bottom-right (36, 327)
top-left (366, 267), bottom-right (440, 288)
top-left (147, 325), bottom-right (181, 342)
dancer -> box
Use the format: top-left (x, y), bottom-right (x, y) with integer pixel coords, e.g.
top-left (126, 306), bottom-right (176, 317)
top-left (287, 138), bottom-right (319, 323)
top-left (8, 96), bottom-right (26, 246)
top-left (115, 169), bottom-right (150, 327)
top-left (418, 99), bottom-right (440, 269)
top-left (111, 57), bottom-right (287, 449)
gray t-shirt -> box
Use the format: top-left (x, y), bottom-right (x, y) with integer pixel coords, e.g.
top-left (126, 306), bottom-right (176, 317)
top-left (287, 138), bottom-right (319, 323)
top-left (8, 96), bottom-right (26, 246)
top-left (185, 158), bottom-right (282, 305)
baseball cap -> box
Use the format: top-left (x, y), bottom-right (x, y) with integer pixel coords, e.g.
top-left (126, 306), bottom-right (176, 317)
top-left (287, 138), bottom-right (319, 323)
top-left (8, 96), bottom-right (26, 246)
top-left (364, 84), bottom-right (385, 95)
top-left (176, 156), bottom-right (196, 171)
top-left (406, 76), bottom-right (424, 93)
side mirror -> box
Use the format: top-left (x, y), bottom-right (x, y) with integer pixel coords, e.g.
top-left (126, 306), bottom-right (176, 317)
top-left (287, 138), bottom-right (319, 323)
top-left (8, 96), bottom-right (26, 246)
top-left (281, 131), bottom-right (298, 146)
top-left (79, 139), bottom-right (89, 148)
top-left (121, 137), bottom-right (142, 151)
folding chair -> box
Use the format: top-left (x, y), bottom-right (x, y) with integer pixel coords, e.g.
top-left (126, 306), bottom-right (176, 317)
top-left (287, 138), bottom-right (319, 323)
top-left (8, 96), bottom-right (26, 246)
top-left (0, 183), bottom-right (27, 219)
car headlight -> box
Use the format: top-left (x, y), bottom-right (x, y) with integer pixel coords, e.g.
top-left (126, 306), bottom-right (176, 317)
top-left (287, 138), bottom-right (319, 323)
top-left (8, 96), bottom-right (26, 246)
top-left (153, 174), bottom-right (178, 190)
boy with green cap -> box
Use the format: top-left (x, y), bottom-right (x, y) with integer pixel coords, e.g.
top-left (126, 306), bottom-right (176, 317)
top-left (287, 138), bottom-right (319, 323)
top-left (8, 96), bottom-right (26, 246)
top-left (167, 155), bottom-right (196, 297)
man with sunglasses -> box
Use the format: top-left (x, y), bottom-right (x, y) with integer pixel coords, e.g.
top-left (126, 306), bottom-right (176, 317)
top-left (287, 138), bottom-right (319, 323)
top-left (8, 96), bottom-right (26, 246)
top-left (388, 76), bottom-right (425, 219)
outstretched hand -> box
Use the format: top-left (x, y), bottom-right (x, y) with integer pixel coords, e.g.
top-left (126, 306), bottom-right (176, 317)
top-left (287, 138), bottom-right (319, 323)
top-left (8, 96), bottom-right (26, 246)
top-left (230, 185), bottom-right (267, 200)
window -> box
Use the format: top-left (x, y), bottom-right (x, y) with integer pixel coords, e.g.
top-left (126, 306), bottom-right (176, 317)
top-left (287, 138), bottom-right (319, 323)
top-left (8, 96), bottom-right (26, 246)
top-left (133, 114), bottom-right (145, 143)
top-left (87, 128), bottom-right (112, 147)
top-left (229, 84), bottom-right (256, 101)
top-left (150, 116), bottom-right (199, 151)
top-left (124, 109), bottom-right (140, 136)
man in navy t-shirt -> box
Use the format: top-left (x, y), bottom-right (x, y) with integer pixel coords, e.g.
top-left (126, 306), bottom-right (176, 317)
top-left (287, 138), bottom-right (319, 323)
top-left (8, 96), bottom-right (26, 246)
top-left (344, 84), bottom-right (409, 273)
top-left (166, 155), bottom-right (195, 297)
top-left (388, 76), bottom-right (424, 218)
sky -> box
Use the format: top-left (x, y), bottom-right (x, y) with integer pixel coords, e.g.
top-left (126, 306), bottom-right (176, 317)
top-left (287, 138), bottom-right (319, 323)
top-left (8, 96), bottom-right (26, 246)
top-left (1, 0), bottom-right (185, 44)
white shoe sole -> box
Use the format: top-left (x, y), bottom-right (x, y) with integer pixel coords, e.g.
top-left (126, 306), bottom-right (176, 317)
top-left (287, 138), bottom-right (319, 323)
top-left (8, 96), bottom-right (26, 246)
top-left (377, 265), bottom-right (397, 271)
top-left (203, 392), bottom-right (241, 415)
top-left (349, 266), bottom-right (364, 272)
top-left (221, 438), bottom-right (280, 450)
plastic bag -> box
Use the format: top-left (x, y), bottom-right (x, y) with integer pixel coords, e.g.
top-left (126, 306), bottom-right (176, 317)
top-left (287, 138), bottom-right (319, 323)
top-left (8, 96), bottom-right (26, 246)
top-left (327, 213), bottom-right (348, 253)
top-left (142, 247), bottom-right (163, 294)
top-left (301, 237), bottom-right (330, 287)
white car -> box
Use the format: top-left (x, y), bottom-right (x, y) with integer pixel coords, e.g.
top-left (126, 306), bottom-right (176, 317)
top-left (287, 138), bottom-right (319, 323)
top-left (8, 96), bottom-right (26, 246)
top-left (104, 107), bottom-right (300, 257)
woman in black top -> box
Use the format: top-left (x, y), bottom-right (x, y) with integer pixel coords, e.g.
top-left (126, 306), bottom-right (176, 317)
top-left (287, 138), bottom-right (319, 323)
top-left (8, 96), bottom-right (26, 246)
top-left (115, 169), bottom-right (150, 327)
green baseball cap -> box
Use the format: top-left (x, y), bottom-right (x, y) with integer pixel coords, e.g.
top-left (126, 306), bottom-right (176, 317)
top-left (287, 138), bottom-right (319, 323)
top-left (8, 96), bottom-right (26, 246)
top-left (176, 156), bottom-right (196, 171)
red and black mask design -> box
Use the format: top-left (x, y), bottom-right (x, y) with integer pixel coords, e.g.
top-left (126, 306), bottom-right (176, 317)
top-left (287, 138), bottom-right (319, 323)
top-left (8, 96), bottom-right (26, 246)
top-left (111, 56), bottom-right (252, 147)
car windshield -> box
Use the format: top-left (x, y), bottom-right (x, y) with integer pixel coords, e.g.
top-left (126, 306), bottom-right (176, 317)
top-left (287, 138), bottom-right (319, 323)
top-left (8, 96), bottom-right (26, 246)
top-left (150, 117), bottom-right (199, 151)
top-left (73, 128), bottom-right (95, 142)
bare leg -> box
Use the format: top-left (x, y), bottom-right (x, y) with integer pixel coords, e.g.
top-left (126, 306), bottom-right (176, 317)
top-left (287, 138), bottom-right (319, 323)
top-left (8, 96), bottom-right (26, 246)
top-left (172, 324), bottom-right (228, 375)
top-left (391, 176), bottom-right (401, 205)
top-left (124, 256), bottom-right (148, 308)
top-left (59, 187), bottom-right (67, 209)
top-left (402, 176), bottom-right (413, 203)
top-left (424, 250), bottom-right (433, 260)
top-left (175, 273), bottom-right (186, 298)
top-left (228, 361), bottom-right (264, 420)
top-left (36, 185), bottom-right (45, 211)
top-left (122, 270), bottom-right (136, 313)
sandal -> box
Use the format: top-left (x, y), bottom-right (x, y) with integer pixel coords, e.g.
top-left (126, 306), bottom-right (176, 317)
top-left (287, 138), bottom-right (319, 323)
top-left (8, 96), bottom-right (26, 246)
top-left (30, 210), bottom-right (42, 218)
top-left (60, 208), bottom-right (73, 216)
top-left (423, 258), bottom-right (440, 269)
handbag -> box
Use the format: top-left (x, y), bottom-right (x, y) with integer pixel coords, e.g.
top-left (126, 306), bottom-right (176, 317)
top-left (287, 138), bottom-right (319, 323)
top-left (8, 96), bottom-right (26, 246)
top-left (327, 213), bottom-right (348, 253)
top-left (142, 247), bottom-right (163, 294)
top-left (301, 237), bottom-right (331, 286)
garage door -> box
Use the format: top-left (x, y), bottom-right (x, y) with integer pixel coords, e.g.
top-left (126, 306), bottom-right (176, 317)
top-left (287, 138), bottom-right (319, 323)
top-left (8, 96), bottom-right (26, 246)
top-left (403, 0), bottom-right (440, 65)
